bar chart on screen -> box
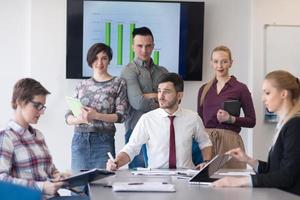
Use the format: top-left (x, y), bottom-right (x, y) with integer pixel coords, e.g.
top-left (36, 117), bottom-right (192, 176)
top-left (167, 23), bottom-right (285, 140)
top-left (82, 1), bottom-right (180, 77)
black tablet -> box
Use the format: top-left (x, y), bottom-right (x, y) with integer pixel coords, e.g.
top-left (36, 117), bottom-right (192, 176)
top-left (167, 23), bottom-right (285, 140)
top-left (223, 100), bottom-right (241, 116)
top-left (53, 169), bottom-right (115, 188)
top-left (189, 154), bottom-right (231, 185)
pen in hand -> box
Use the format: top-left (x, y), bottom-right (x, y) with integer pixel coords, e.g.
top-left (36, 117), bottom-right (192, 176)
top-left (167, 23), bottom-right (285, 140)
top-left (107, 152), bottom-right (118, 170)
top-left (107, 152), bottom-right (115, 162)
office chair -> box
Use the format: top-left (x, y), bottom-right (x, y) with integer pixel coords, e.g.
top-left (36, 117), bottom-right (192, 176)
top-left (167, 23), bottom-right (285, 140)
top-left (192, 138), bottom-right (203, 165)
top-left (142, 138), bottom-right (203, 168)
top-left (0, 181), bottom-right (42, 200)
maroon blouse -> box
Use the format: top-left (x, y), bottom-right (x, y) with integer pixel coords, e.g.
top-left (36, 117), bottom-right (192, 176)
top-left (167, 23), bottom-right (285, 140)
top-left (197, 76), bottom-right (256, 133)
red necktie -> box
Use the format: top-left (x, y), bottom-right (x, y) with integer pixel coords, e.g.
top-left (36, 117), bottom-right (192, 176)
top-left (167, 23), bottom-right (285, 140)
top-left (168, 116), bottom-right (176, 169)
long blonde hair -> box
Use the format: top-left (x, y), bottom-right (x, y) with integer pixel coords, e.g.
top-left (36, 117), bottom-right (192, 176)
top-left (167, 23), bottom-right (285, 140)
top-left (199, 45), bottom-right (232, 106)
top-left (265, 70), bottom-right (300, 124)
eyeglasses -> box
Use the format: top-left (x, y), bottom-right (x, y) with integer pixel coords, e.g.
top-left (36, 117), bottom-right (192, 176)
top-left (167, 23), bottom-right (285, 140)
top-left (29, 100), bottom-right (47, 111)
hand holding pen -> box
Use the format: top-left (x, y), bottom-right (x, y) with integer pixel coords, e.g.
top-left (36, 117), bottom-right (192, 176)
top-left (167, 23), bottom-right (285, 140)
top-left (107, 152), bottom-right (118, 171)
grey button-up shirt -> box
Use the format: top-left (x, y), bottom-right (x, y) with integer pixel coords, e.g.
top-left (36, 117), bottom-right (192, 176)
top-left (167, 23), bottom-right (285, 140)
top-left (121, 57), bottom-right (168, 131)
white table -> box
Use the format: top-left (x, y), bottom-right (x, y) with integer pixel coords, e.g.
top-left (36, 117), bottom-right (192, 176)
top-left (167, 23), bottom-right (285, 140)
top-left (88, 170), bottom-right (299, 200)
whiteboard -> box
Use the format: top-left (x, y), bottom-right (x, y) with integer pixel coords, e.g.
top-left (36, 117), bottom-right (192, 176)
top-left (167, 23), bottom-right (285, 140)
top-left (265, 25), bottom-right (300, 77)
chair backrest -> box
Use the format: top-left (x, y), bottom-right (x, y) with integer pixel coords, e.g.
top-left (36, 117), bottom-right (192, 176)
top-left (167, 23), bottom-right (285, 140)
top-left (0, 181), bottom-right (42, 200)
top-left (192, 138), bottom-right (203, 165)
top-left (143, 138), bottom-right (203, 167)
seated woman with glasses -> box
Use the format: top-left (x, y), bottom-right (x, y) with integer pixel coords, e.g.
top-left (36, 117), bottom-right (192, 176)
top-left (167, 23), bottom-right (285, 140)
top-left (0, 78), bottom-right (88, 199)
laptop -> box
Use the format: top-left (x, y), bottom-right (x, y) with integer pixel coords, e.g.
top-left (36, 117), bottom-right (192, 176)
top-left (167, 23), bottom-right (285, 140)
top-left (189, 154), bottom-right (231, 185)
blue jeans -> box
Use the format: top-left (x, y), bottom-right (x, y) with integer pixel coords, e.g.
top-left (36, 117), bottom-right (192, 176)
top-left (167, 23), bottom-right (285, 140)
top-left (125, 129), bottom-right (148, 168)
top-left (71, 132), bottom-right (115, 171)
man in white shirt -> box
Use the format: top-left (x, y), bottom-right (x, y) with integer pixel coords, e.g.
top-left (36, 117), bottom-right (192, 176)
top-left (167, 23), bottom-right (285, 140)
top-left (107, 73), bottom-right (212, 170)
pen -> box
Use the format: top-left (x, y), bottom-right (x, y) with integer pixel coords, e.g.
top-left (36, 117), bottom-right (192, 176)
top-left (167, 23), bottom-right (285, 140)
top-left (107, 152), bottom-right (115, 162)
top-left (128, 182), bottom-right (144, 185)
top-left (136, 167), bottom-right (152, 171)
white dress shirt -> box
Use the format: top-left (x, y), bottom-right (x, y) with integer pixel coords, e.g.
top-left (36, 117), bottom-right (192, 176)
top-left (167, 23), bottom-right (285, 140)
top-left (121, 107), bottom-right (212, 169)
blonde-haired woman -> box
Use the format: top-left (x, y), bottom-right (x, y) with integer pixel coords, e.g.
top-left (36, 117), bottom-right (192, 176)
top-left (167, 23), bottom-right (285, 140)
top-left (213, 70), bottom-right (300, 196)
top-left (197, 45), bottom-right (256, 168)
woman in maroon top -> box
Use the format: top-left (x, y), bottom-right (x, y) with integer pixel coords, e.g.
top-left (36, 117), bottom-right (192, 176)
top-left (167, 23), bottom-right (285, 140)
top-left (197, 45), bottom-right (256, 168)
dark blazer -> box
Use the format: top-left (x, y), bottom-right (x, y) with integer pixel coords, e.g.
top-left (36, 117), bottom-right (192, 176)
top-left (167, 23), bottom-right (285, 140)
top-left (251, 116), bottom-right (300, 196)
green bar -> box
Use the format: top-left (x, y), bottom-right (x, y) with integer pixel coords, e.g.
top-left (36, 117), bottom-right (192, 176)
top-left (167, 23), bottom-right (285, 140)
top-left (105, 22), bottom-right (111, 46)
top-left (117, 24), bottom-right (123, 65)
top-left (129, 23), bottom-right (135, 62)
top-left (153, 50), bottom-right (159, 65)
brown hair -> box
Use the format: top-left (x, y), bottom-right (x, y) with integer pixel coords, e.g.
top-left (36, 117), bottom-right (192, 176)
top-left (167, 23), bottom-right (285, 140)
top-left (87, 43), bottom-right (113, 68)
top-left (265, 70), bottom-right (300, 123)
top-left (11, 78), bottom-right (50, 109)
top-left (199, 45), bottom-right (232, 106)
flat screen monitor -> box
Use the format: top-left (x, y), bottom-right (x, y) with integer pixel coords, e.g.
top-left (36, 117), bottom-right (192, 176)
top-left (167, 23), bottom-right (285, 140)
top-left (66, 0), bottom-right (204, 80)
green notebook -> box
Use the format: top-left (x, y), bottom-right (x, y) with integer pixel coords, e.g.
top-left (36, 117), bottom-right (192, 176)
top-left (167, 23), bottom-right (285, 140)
top-left (65, 96), bottom-right (83, 117)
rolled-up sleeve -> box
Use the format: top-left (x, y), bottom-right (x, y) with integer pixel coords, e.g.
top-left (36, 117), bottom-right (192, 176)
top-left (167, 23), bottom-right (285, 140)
top-left (120, 115), bottom-right (149, 160)
top-left (194, 116), bottom-right (212, 150)
top-left (121, 68), bottom-right (157, 112)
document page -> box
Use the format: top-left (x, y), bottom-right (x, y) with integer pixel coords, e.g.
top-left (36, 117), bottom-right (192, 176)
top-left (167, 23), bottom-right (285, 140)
top-left (65, 96), bottom-right (83, 117)
top-left (112, 182), bottom-right (175, 192)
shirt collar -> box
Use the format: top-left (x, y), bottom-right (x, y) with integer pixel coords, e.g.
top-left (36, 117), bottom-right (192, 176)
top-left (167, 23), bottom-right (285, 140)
top-left (159, 107), bottom-right (183, 118)
top-left (227, 76), bottom-right (237, 87)
top-left (213, 75), bottom-right (237, 87)
top-left (134, 57), bottom-right (154, 69)
top-left (7, 120), bottom-right (35, 136)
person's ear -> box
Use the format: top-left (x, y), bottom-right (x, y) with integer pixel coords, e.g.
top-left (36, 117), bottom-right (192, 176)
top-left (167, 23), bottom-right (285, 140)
top-left (177, 92), bottom-right (183, 101)
top-left (16, 100), bottom-right (25, 109)
top-left (281, 89), bottom-right (289, 99)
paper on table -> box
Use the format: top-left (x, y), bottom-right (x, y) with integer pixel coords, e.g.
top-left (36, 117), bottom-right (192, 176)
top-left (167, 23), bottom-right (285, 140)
top-left (132, 170), bottom-right (177, 176)
top-left (112, 182), bottom-right (176, 192)
top-left (217, 171), bottom-right (255, 176)
top-left (132, 169), bottom-right (198, 177)
top-left (177, 169), bottom-right (199, 177)
top-left (65, 96), bottom-right (83, 117)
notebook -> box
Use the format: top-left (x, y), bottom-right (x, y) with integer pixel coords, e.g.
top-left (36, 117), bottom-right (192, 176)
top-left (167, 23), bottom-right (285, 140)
top-left (189, 154), bottom-right (231, 185)
top-left (112, 182), bottom-right (176, 192)
top-left (52, 168), bottom-right (115, 188)
top-left (65, 96), bottom-right (83, 117)
top-left (222, 100), bottom-right (241, 116)
top-left (112, 176), bottom-right (175, 192)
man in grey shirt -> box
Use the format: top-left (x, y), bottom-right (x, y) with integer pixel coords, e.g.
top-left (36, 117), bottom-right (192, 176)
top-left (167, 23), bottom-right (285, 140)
top-left (121, 27), bottom-right (168, 168)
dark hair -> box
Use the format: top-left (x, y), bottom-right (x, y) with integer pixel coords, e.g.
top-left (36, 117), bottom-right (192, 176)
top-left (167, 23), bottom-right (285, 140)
top-left (132, 27), bottom-right (154, 42)
top-left (86, 43), bottom-right (113, 68)
top-left (158, 73), bottom-right (184, 92)
top-left (11, 78), bottom-right (50, 109)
